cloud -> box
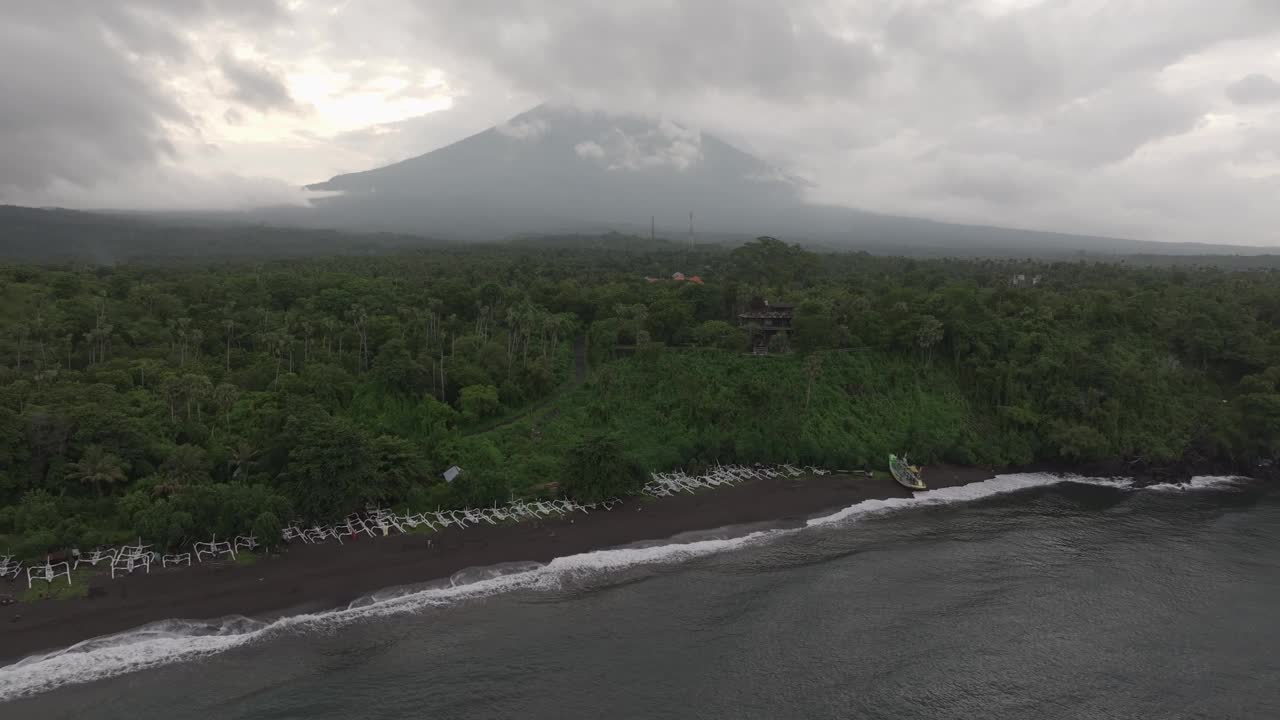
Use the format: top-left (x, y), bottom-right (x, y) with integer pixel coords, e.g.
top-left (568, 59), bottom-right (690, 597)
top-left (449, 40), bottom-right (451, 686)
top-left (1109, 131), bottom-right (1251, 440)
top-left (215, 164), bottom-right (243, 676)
top-left (397, 1), bottom-right (880, 104)
top-left (495, 116), bottom-right (548, 140)
top-left (574, 141), bottom-right (605, 159)
top-left (0, 11), bottom-right (182, 193)
top-left (0, 1), bottom-right (286, 200)
top-left (1226, 73), bottom-right (1280, 105)
top-left (565, 118), bottom-right (705, 171)
top-left (604, 128), bottom-right (703, 172)
top-left (217, 52), bottom-right (300, 113)
top-left (952, 79), bottom-right (1205, 169)
top-left (3, 165), bottom-right (311, 212)
top-left (922, 152), bottom-right (1071, 207)
top-left (2, 0), bottom-right (1280, 244)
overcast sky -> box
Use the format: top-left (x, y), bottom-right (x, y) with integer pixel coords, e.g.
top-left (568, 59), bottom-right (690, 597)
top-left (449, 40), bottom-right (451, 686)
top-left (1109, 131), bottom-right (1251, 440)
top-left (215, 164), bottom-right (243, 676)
top-left (2, 0), bottom-right (1279, 245)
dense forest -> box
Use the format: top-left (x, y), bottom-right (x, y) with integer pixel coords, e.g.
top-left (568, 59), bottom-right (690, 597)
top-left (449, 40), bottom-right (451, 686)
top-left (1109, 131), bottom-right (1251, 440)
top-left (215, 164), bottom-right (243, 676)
top-left (2, 235), bottom-right (1279, 559)
top-left (7, 205), bottom-right (1280, 268)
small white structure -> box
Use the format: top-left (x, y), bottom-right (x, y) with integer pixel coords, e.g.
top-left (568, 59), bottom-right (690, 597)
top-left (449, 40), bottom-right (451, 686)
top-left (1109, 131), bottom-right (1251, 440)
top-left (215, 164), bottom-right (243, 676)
top-left (332, 524), bottom-right (358, 544)
top-left (338, 516), bottom-right (373, 538)
top-left (0, 556), bottom-right (22, 580)
top-left (372, 515), bottom-right (405, 535)
top-left (117, 541), bottom-right (151, 559)
top-left (401, 512), bottom-right (436, 531)
top-left (234, 536), bottom-right (259, 552)
top-left (74, 548), bottom-right (117, 570)
top-left (304, 526), bottom-right (330, 543)
top-left (27, 559), bottom-right (72, 589)
top-left (111, 552), bottom-right (150, 579)
top-left (443, 465), bottom-right (462, 483)
top-left (194, 537), bottom-right (236, 563)
top-left (162, 552), bottom-right (192, 568)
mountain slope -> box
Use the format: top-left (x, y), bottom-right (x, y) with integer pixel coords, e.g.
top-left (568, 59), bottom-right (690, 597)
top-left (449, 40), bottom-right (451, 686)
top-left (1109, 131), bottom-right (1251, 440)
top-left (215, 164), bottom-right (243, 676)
top-left (304, 104), bottom-right (812, 237)
top-left (0, 205), bottom-right (446, 262)
top-left (298, 104), bottom-right (1262, 254)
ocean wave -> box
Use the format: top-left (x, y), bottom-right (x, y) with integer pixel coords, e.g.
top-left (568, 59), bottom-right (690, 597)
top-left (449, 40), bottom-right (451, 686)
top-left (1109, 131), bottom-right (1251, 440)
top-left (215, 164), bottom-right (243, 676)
top-left (1142, 475), bottom-right (1245, 492)
top-left (0, 471), bottom-right (1236, 701)
top-left (0, 527), bottom-right (788, 701)
top-left (804, 473), bottom-right (1132, 528)
top-left (0, 620), bottom-right (267, 702)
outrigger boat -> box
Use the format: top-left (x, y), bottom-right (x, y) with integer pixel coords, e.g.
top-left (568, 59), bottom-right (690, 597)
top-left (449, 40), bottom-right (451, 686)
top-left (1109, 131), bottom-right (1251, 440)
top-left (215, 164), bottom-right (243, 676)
top-left (889, 454), bottom-right (926, 490)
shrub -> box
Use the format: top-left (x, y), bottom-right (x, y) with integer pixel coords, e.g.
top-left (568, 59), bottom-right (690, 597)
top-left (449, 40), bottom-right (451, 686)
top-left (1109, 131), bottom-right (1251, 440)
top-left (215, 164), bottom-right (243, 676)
top-left (561, 433), bottom-right (645, 502)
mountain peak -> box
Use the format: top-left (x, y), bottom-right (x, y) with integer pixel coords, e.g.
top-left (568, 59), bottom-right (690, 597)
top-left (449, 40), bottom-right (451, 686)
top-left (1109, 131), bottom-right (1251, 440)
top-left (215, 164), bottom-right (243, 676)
top-left (310, 104), bottom-right (799, 193)
top-left (302, 104), bottom-right (806, 236)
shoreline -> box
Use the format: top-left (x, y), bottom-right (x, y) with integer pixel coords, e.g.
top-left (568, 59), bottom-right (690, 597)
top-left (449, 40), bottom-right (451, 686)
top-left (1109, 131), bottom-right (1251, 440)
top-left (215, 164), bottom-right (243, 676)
top-left (1, 465), bottom-right (995, 665)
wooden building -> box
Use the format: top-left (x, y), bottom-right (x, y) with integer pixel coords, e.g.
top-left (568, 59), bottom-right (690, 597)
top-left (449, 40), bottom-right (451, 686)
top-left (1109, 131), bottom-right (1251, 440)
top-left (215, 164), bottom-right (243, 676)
top-left (738, 298), bottom-right (794, 355)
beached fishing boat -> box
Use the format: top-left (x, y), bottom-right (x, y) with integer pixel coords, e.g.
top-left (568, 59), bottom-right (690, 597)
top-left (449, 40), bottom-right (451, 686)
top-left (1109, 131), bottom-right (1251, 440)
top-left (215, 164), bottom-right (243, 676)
top-left (889, 454), bottom-right (926, 490)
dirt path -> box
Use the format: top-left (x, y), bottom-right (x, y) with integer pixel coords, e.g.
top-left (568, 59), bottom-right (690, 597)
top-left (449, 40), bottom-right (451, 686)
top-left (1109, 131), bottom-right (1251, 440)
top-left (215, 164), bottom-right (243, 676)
top-left (467, 334), bottom-right (587, 435)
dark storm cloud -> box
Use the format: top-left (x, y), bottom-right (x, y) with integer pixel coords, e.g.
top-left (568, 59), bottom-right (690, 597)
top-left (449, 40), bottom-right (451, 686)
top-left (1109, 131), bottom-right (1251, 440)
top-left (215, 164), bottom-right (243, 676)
top-left (1227, 74), bottom-right (1280, 105)
top-left (869, 0), bottom-right (1280, 117)
top-left (951, 80), bottom-right (1205, 169)
top-left (367, 0), bottom-right (1279, 232)
top-left (392, 0), bottom-right (1280, 116)
top-left (0, 14), bottom-right (182, 191)
top-left (329, 93), bottom-right (536, 168)
top-left (921, 153), bottom-right (1067, 207)
top-left (0, 1), bottom-right (284, 196)
top-left (218, 53), bottom-right (299, 113)
top-left (408, 1), bottom-right (880, 102)
top-left (3, 0), bottom-right (1280, 243)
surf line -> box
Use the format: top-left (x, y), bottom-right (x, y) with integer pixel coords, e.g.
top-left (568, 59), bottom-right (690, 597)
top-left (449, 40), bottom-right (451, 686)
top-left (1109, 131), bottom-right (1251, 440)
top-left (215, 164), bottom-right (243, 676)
top-left (0, 472), bottom-right (1239, 701)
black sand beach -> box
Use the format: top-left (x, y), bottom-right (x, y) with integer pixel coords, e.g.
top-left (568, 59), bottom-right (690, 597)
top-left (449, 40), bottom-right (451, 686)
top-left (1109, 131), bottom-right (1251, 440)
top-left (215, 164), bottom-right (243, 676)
top-left (0, 467), bottom-right (994, 664)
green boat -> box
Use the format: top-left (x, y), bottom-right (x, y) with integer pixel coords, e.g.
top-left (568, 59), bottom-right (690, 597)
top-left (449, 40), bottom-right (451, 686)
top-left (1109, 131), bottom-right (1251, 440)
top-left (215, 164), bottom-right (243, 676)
top-left (889, 454), bottom-right (927, 490)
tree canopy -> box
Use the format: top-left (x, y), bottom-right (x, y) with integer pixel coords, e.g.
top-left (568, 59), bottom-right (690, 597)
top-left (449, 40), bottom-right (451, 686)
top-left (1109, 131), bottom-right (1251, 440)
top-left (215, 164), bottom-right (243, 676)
top-left (2, 235), bottom-right (1279, 558)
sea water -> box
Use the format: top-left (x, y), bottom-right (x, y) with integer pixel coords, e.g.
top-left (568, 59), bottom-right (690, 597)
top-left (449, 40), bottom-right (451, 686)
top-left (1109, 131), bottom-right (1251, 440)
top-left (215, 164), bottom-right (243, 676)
top-left (2, 474), bottom-right (1276, 719)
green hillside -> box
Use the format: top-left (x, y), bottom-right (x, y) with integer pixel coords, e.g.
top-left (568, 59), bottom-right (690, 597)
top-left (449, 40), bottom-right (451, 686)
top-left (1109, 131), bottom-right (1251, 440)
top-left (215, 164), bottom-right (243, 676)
top-left (2, 236), bottom-right (1278, 559)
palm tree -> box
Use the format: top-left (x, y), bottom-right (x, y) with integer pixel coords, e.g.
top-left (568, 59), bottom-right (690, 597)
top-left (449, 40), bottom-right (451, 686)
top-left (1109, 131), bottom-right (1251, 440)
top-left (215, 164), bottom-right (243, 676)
top-left (160, 444), bottom-right (210, 489)
top-left (183, 374), bottom-right (213, 422)
top-left (171, 317), bottom-right (193, 366)
top-left (321, 316), bottom-right (339, 355)
top-left (614, 304), bottom-right (648, 346)
top-left (15, 322), bottom-right (29, 370)
top-left (348, 304), bottom-right (370, 370)
top-left (264, 330), bottom-right (290, 379)
top-left (212, 382), bottom-right (240, 431)
top-left (65, 445), bottom-right (127, 496)
top-left (226, 440), bottom-right (258, 481)
top-left (915, 314), bottom-right (945, 367)
top-left (222, 302), bottom-right (237, 371)
top-left (426, 298), bottom-right (443, 343)
top-left (159, 374), bottom-right (184, 423)
top-left (301, 319), bottom-right (314, 362)
top-left (188, 328), bottom-right (204, 363)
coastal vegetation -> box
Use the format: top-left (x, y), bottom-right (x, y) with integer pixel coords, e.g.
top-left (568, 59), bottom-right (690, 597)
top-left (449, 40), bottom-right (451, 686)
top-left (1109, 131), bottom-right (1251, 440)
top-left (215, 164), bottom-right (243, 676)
top-left (2, 235), bottom-right (1279, 559)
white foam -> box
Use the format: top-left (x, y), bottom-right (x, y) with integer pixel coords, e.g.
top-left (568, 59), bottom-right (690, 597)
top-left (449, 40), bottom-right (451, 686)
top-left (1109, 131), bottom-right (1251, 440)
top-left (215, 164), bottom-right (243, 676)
top-left (1143, 475), bottom-right (1244, 492)
top-left (0, 470), bottom-right (1220, 701)
top-left (0, 528), bottom-right (787, 701)
top-left (0, 621), bottom-right (267, 702)
top-left (805, 472), bottom-right (1131, 528)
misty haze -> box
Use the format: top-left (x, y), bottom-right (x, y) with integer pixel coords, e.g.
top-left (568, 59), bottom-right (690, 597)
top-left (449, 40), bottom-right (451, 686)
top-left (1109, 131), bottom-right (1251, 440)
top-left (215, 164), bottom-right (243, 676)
top-left (1, 3), bottom-right (1278, 720)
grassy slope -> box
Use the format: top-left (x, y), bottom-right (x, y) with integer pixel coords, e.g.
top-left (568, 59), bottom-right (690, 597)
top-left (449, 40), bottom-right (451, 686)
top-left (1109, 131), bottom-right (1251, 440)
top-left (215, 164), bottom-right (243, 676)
top-left (479, 349), bottom-right (989, 490)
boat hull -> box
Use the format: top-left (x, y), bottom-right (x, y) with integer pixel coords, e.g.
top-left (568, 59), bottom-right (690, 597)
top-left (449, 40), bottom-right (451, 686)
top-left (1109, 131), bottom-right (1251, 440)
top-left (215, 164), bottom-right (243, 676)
top-left (889, 454), bottom-right (927, 490)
